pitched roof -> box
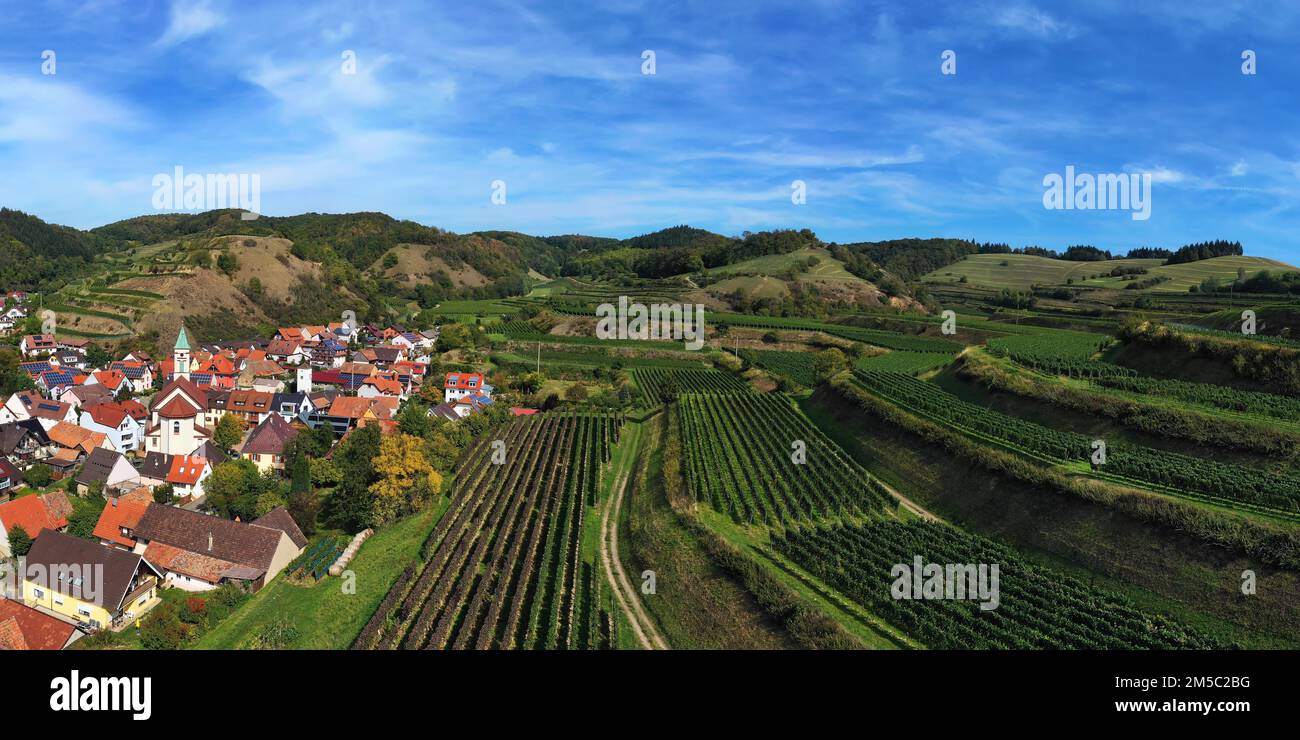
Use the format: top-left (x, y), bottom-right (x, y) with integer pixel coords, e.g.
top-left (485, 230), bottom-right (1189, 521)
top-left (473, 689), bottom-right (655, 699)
top-left (18, 393), bottom-right (72, 421)
top-left (63, 384), bottom-right (114, 406)
top-left (24, 530), bottom-right (146, 609)
top-left (45, 422), bottom-right (89, 450)
top-left (251, 507), bottom-right (308, 549)
top-left (0, 419), bottom-right (49, 454)
top-left (149, 378), bottom-right (208, 414)
top-left (0, 493), bottom-right (70, 539)
top-left (142, 541), bottom-right (248, 584)
top-left (137, 452), bottom-right (172, 480)
top-left (83, 400), bottom-right (147, 428)
top-left (92, 369), bottom-right (127, 389)
top-left (266, 339), bottom-right (302, 357)
top-left (133, 506), bottom-right (287, 573)
top-left (189, 441), bottom-right (229, 464)
top-left (174, 325), bottom-right (191, 351)
top-left (240, 414), bottom-right (299, 455)
top-left (227, 389), bottom-right (273, 413)
top-left (362, 376), bottom-right (403, 395)
top-left (108, 361), bottom-right (150, 380)
top-left (166, 455), bottom-right (208, 486)
top-left (445, 372), bottom-right (485, 389)
top-left (76, 447), bottom-right (129, 486)
top-left (0, 598), bottom-right (76, 650)
top-left (156, 395), bottom-right (200, 419)
top-left (92, 497), bottom-right (150, 548)
top-left (327, 395), bottom-right (399, 420)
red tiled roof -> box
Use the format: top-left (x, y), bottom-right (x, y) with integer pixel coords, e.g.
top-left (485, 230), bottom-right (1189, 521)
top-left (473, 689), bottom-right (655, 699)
top-left (92, 369), bottom-right (127, 389)
top-left (444, 372), bottom-right (484, 389)
top-left (0, 494), bottom-right (70, 540)
top-left (166, 455), bottom-right (208, 486)
top-left (156, 395), bottom-right (200, 419)
top-left (83, 400), bottom-right (148, 428)
top-left (92, 498), bottom-right (150, 548)
top-left (142, 541), bottom-right (238, 584)
top-left (0, 599), bottom-right (76, 650)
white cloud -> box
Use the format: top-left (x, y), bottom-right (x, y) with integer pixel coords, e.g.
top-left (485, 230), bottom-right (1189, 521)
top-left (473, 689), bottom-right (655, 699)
top-left (989, 3), bottom-right (1078, 39)
top-left (156, 0), bottom-right (225, 47)
top-left (1230, 159), bottom-right (1249, 176)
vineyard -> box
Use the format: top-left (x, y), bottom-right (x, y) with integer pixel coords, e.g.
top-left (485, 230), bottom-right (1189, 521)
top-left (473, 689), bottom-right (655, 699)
top-left (774, 521), bottom-right (1222, 649)
top-left (630, 367), bottom-right (750, 407)
top-left (850, 370), bottom-right (1300, 515)
top-left (986, 330), bottom-right (1134, 379)
top-left (678, 392), bottom-right (894, 524)
top-left (855, 350), bottom-right (956, 375)
top-left (1095, 375), bottom-right (1300, 421)
top-left (739, 349), bottom-right (817, 386)
top-left (824, 325), bottom-right (965, 353)
top-left (353, 412), bottom-right (621, 650)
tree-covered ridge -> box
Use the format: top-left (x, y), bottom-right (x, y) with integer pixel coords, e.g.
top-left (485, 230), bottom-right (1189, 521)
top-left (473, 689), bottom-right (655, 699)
top-left (0, 208), bottom-right (128, 290)
top-left (563, 228), bottom-right (821, 280)
top-left (1167, 240), bottom-right (1243, 265)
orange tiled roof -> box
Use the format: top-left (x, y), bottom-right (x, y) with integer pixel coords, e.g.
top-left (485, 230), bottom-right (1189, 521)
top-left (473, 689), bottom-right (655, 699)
top-left (92, 497), bottom-right (150, 548)
top-left (0, 494), bottom-right (69, 539)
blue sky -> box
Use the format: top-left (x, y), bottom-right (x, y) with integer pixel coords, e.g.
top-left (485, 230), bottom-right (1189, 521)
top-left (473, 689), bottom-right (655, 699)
top-left (0, 0), bottom-right (1298, 262)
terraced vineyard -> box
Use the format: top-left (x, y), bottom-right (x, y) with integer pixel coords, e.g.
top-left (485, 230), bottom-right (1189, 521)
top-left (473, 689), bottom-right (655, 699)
top-left (774, 521), bottom-right (1222, 649)
top-left (353, 412), bottom-right (621, 650)
top-left (631, 367), bottom-right (750, 407)
top-left (1095, 375), bottom-right (1300, 421)
top-left (678, 392), bottom-right (894, 523)
top-left (986, 330), bottom-right (1135, 378)
top-left (851, 370), bottom-right (1300, 516)
top-left (855, 350), bottom-right (957, 375)
top-left (739, 349), bottom-right (817, 386)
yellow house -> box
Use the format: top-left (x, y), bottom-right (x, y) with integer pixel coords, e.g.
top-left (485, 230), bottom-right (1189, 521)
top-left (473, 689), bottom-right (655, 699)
top-left (22, 530), bottom-right (160, 632)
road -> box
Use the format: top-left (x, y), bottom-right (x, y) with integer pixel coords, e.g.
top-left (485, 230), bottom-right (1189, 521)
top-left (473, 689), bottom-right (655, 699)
top-left (599, 464), bottom-right (669, 650)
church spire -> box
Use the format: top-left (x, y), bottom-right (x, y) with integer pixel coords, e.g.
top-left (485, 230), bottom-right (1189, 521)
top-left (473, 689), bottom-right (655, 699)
top-left (175, 324), bottom-right (191, 352)
top-left (173, 325), bottom-right (191, 381)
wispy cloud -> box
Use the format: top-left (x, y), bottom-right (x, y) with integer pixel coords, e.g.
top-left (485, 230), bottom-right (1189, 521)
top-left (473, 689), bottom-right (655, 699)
top-left (156, 0), bottom-right (224, 47)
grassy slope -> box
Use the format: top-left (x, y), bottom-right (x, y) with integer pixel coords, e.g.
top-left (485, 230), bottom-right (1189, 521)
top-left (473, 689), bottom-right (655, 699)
top-left (618, 413), bottom-right (793, 649)
top-left (923, 254), bottom-right (1161, 289)
top-left (195, 504), bottom-right (443, 650)
top-left (924, 253), bottom-right (1296, 292)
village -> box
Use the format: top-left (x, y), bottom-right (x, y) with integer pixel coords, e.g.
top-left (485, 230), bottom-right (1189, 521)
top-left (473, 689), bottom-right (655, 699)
top-left (0, 290), bottom-right (517, 650)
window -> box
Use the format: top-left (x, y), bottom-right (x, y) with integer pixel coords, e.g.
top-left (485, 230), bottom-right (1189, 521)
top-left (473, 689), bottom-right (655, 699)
top-left (172, 421), bottom-right (180, 434)
top-left (54, 594), bottom-right (64, 606)
top-left (33, 588), bottom-right (44, 599)
top-left (78, 606), bottom-right (92, 617)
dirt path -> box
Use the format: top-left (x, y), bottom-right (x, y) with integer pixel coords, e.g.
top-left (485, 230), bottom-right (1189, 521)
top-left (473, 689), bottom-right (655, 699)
top-left (600, 465), bottom-right (670, 650)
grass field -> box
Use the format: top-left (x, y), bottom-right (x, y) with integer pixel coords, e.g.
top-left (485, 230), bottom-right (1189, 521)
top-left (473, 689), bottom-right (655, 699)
top-left (195, 505), bottom-right (441, 649)
top-left (1131, 256), bottom-right (1300, 292)
top-left (697, 247), bottom-right (866, 283)
top-left (925, 253), bottom-right (1298, 293)
top-left (923, 254), bottom-right (1163, 290)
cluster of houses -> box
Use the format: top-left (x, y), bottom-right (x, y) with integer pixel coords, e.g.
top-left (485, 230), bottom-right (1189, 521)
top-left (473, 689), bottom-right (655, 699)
top-left (0, 317), bottom-right (510, 650)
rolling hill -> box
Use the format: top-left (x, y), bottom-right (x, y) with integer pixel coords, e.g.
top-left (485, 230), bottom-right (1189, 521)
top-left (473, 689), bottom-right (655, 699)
top-left (923, 253), bottom-right (1298, 292)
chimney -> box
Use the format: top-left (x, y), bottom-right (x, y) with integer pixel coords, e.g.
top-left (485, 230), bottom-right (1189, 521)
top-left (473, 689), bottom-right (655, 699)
top-left (207, 532), bottom-right (213, 552)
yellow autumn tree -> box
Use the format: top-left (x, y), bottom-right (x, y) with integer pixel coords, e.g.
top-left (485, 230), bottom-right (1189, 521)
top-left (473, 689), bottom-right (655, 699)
top-left (369, 433), bottom-right (439, 525)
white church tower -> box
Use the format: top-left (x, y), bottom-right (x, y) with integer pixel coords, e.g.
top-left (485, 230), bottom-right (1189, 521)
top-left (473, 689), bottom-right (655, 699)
top-left (173, 325), bottom-right (192, 382)
top-left (296, 367), bottom-right (312, 394)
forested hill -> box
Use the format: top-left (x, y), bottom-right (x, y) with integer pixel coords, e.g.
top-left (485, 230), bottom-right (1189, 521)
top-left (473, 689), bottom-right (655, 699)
top-left (0, 208), bottom-right (122, 289)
